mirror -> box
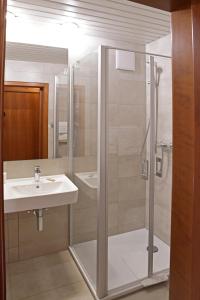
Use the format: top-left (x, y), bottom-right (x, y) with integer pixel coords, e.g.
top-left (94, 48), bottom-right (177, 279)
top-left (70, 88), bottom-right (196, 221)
top-left (3, 42), bottom-right (68, 161)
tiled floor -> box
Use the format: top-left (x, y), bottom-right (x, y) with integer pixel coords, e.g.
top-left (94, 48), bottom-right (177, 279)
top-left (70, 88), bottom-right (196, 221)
top-left (73, 228), bottom-right (170, 290)
top-left (6, 249), bottom-right (169, 300)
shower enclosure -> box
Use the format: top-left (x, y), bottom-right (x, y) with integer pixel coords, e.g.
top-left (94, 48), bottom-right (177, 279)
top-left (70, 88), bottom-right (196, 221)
top-left (68, 46), bottom-right (172, 300)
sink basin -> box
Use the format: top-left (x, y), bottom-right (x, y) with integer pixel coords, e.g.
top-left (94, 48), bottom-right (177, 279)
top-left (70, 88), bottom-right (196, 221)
top-left (4, 174), bottom-right (78, 213)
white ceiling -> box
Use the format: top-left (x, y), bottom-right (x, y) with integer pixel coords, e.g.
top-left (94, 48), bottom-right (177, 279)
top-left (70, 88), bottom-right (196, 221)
top-left (7, 0), bottom-right (171, 45)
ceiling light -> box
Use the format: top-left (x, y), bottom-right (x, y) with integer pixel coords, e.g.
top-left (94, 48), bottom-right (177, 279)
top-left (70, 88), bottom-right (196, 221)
top-left (58, 22), bottom-right (79, 30)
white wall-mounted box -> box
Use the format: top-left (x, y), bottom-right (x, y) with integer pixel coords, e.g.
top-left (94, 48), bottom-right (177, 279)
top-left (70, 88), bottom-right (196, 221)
top-left (116, 50), bottom-right (135, 71)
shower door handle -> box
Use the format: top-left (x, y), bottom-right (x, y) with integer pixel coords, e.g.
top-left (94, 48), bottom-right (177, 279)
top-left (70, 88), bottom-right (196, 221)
top-left (156, 156), bottom-right (163, 178)
top-left (141, 159), bottom-right (149, 180)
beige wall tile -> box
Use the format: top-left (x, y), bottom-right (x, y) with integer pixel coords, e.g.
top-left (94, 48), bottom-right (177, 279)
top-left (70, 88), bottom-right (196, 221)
top-left (4, 220), bottom-right (9, 250)
top-left (118, 127), bottom-right (144, 156)
top-left (118, 205), bottom-right (145, 234)
top-left (18, 206), bottom-right (68, 260)
top-left (118, 155), bottom-right (140, 178)
top-left (8, 218), bottom-right (19, 249)
top-left (4, 158), bottom-right (68, 179)
top-left (118, 176), bottom-right (146, 205)
top-left (118, 105), bottom-right (145, 128)
top-left (8, 248), bottom-right (19, 263)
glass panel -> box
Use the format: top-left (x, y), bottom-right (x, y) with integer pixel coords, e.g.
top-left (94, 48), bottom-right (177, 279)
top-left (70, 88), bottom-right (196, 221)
top-left (106, 49), bottom-right (150, 290)
top-left (54, 71), bottom-right (69, 158)
top-left (70, 51), bottom-right (98, 289)
top-left (151, 56), bottom-right (172, 275)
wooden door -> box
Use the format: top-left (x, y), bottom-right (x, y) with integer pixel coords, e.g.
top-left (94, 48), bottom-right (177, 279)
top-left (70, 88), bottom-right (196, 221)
top-left (3, 82), bottom-right (48, 161)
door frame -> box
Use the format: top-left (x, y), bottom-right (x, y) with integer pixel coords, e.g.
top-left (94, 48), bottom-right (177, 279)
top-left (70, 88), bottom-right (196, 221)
top-left (0, 1), bottom-right (199, 300)
top-left (4, 81), bottom-right (49, 159)
top-left (0, 0), bottom-right (7, 299)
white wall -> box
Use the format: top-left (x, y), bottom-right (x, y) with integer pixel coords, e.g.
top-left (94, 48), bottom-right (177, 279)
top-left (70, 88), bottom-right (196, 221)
top-left (146, 34), bottom-right (171, 56)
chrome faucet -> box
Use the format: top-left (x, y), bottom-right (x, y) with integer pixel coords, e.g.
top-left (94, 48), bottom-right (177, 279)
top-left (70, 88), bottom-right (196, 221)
top-left (34, 166), bottom-right (41, 188)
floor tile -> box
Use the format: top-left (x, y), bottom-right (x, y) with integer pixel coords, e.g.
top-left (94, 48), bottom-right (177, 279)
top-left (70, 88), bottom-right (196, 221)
top-left (8, 252), bottom-right (82, 300)
top-left (22, 282), bottom-right (94, 300)
top-left (119, 283), bottom-right (169, 300)
top-left (6, 246), bottom-right (169, 300)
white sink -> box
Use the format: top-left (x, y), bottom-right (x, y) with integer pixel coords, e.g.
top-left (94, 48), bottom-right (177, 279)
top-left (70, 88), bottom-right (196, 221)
top-left (4, 174), bottom-right (78, 213)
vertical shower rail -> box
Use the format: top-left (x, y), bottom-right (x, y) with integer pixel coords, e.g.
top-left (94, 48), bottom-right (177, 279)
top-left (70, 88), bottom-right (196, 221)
top-left (68, 66), bottom-right (74, 246)
top-left (53, 76), bottom-right (58, 158)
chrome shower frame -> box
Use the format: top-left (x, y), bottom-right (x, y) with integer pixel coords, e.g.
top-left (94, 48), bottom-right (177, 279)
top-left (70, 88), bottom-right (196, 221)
top-left (68, 45), bottom-right (171, 300)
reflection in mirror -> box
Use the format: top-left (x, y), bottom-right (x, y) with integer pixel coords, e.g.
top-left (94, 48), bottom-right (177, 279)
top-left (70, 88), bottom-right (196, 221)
top-left (4, 42), bottom-right (68, 161)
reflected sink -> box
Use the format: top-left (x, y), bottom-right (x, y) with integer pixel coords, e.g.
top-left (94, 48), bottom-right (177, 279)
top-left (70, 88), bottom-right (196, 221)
top-left (4, 174), bottom-right (78, 213)
top-left (74, 172), bottom-right (97, 200)
top-left (75, 172), bottom-right (97, 189)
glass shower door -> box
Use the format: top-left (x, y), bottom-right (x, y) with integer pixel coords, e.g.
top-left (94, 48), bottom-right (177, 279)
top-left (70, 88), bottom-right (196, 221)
top-left (106, 48), bottom-right (150, 291)
top-left (69, 46), bottom-right (172, 299)
top-left (105, 48), bottom-right (172, 292)
top-left (69, 51), bottom-right (99, 290)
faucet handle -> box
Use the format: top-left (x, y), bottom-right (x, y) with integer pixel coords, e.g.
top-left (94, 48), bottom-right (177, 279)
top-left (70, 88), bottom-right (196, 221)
top-left (34, 166), bottom-right (41, 173)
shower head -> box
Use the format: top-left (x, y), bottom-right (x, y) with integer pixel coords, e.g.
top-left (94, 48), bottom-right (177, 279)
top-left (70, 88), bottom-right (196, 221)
top-left (155, 65), bottom-right (163, 87)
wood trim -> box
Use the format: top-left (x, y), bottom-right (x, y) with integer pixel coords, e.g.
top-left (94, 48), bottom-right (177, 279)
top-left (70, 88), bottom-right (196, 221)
top-left (4, 86), bottom-right (41, 93)
top-left (4, 81), bottom-right (49, 89)
top-left (170, 3), bottom-right (200, 300)
top-left (192, 4), bottom-right (200, 299)
top-left (4, 81), bottom-right (49, 159)
top-left (0, 0), bottom-right (6, 299)
top-left (128, 0), bottom-right (191, 11)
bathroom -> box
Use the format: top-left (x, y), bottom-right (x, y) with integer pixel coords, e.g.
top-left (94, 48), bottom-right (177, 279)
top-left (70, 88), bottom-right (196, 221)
top-left (3, 1), bottom-right (172, 300)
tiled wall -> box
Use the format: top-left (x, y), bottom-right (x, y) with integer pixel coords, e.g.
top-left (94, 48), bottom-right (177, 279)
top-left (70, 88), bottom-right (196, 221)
top-left (107, 50), bottom-right (146, 235)
top-left (71, 49), bottom-right (147, 244)
top-left (4, 158), bottom-right (69, 262)
top-left (5, 60), bottom-right (67, 158)
top-left (146, 35), bottom-right (172, 245)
